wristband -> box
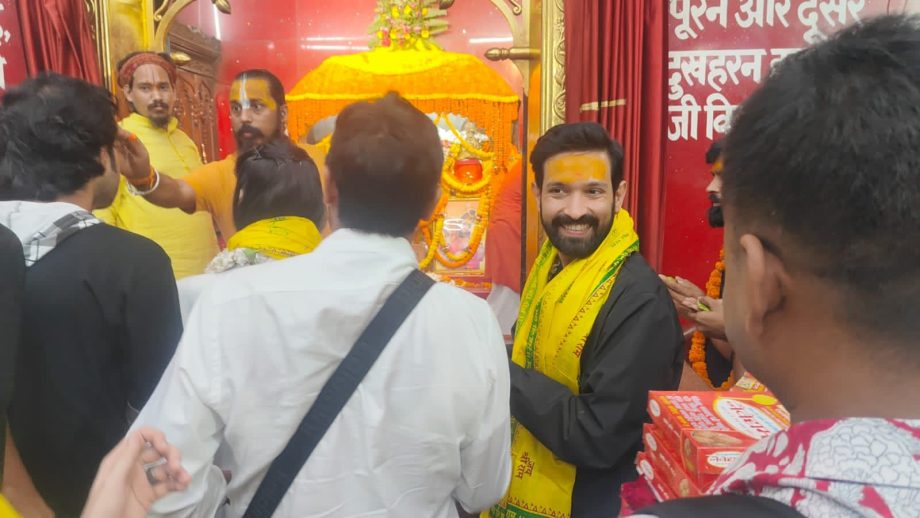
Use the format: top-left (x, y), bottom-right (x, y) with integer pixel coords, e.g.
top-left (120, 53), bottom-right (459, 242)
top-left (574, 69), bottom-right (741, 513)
top-left (127, 169), bottom-right (160, 196)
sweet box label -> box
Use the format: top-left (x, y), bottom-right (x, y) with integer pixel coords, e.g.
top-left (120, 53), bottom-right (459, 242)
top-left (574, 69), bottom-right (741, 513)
top-left (648, 391), bottom-right (789, 445)
top-left (714, 397), bottom-right (787, 439)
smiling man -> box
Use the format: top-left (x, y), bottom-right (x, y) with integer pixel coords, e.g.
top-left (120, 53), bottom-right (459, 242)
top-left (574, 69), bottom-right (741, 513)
top-left (117, 69), bottom-right (326, 242)
top-left (487, 122), bottom-right (682, 518)
top-left (95, 52), bottom-right (219, 279)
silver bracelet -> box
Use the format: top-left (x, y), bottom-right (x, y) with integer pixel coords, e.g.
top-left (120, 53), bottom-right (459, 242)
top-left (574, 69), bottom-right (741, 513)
top-left (127, 169), bottom-right (161, 196)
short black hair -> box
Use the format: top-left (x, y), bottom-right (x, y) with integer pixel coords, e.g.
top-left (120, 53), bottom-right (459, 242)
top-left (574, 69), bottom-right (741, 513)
top-left (116, 51), bottom-right (174, 89)
top-left (705, 139), bottom-right (723, 165)
top-left (233, 139), bottom-right (325, 230)
top-left (530, 122), bottom-right (624, 188)
top-left (326, 92), bottom-right (443, 237)
top-left (722, 15), bottom-right (920, 344)
top-left (0, 73), bottom-right (117, 201)
top-left (234, 69), bottom-right (286, 109)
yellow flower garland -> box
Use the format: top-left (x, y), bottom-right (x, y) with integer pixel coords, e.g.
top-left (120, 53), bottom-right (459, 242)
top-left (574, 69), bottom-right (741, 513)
top-left (441, 152), bottom-right (494, 194)
top-left (418, 188), bottom-right (494, 269)
top-left (416, 114), bottom-right (499, 270)
top-left (688, 249), bottom-right (735, 390)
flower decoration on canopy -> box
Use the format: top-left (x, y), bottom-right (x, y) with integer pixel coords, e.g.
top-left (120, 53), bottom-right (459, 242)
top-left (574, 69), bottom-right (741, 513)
top-left (370, 0), bottom-right (448, 49)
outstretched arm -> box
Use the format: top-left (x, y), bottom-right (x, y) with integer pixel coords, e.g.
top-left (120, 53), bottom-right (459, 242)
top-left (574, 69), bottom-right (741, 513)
top-left (114, 129), bottom-right (198, 214)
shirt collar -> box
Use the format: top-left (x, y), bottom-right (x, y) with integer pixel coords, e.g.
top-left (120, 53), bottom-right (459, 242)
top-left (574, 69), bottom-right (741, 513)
top-left (317, 228), bottom-right (418, 266)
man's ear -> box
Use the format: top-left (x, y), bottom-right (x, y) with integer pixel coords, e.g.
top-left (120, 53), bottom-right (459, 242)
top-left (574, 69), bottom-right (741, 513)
top-left (531, 180), bottom-right (541, 203)
top-left (614, 180), bottom-right (628, 212)
top-left (280, 105), bottom-right (289, 127)
top-left (323, 169), bottom-right (337, 206)
top-left (739, 233), bottom-right (786, 341)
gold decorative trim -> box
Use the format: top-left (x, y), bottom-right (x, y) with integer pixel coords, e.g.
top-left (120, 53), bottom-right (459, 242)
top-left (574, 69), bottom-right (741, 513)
top-left (484, 47), bottom-right (539, 61)
top-left (540, 0), bottom-right (565, 132)
top-left (489, 0), bottom-right (526, 37)
top-left (488, 0), bottom-right (534, 93)
top-left (84, 0), bottom-right (112, 87)
top-left (580, 98), bottom-right (627, 112)
top-left (153, 0), bottom-right (231, 51)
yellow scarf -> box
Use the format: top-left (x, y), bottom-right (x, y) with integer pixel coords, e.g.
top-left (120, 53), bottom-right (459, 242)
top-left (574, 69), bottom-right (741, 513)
top-left (0, 496), bottom-right (20, 517)
top-left (487, 209), bottom-right (640, 518)
top-left (226, 216), bottom-right (322, 260)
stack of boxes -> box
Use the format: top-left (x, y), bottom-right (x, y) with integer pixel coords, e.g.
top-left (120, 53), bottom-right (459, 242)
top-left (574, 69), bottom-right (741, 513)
top-left (635, 378), bottom-right (790, 502)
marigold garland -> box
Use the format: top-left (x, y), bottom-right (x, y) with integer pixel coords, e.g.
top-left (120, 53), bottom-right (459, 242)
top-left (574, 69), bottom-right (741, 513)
top-left (438, 187), bottom-right (491, 264)
top-left (688, 248), bottom-right (735, 390)
top-left (441, 150), bottom-right (494, 194)
top-left (416, 115), bottom-right (500, 270)
top-left (418, 188), bottom-right (494, 269)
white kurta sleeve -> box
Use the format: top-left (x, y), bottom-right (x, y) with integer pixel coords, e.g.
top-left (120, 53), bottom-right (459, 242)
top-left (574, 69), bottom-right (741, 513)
top-left (130, 293), bottom-right (228, 518)
top-left (454, 311), bottom-right (512, 513)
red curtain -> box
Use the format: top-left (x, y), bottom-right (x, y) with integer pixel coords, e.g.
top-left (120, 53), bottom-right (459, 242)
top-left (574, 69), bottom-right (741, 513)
top-left (564, 0), bottom-right (667, 269)
top-left (16, 0), bottom-right (101, 83)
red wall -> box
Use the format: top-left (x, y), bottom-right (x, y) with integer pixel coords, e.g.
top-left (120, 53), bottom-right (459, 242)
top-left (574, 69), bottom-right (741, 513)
top-left (660, 0), bottom-right (896, 286)
top-left (0, 0), bottom-right (30, 93)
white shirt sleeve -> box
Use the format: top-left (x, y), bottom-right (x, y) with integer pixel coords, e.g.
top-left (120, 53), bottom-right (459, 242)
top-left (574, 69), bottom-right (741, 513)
top-left (454, 310), bottom-right (512, 512)
top-left (130, 293), bottom-right (228, 518)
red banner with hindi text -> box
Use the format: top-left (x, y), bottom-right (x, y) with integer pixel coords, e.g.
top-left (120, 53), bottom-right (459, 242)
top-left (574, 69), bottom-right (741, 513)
top-left (660, 0), bottom-right (898, 285)
top-left (0, 0), bottom-right (28, 94)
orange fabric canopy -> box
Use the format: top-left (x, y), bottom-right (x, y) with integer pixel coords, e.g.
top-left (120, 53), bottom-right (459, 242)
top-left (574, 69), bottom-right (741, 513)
top-left (285, 47), bottom-right (520, 172)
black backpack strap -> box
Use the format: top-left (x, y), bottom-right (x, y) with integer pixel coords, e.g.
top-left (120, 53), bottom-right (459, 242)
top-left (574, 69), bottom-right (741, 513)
top-left (243, 270), bottom-right (435, 518)
top-left (638, 494), bottom-right (807, 518)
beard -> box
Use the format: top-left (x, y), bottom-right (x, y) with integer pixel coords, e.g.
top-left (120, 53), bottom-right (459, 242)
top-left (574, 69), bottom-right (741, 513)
top-left (542, 212), bottom-right (612, 261)
top-left (233, 122), bottom-right (282, 152)
top-left (234, 124), bottom-right (268, 152)
top-left (146, 101), bottom-right (171, 128)
top-left (707, 192), bottom-right (724, 228)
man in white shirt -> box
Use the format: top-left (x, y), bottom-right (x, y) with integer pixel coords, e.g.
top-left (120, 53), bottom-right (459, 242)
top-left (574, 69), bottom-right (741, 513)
top-left (130, 92), bottom-right (512, 517)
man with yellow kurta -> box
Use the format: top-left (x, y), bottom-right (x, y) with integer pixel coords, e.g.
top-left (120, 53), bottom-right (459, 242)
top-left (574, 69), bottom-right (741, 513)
top-left (96, 52), bottom-right (219, 279)
top-left (115, 69), bottom-right (326, 242)
top-left (487, 122), bottom-right (683, 518)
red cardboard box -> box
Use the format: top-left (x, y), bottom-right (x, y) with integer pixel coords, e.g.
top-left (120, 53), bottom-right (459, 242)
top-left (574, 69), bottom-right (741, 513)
top-left (680, 427), bottom-right (752, 478)
top-left (643, 424), bottom-right (716, 495)
top-left (647, 391), bottom-right (790, 479)
top-left (635, 452), bottom-right (677, 502)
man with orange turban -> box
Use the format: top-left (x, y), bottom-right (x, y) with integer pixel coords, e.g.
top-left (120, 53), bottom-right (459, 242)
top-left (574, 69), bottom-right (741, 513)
top-left (96, 52), bottom-right (219, 279)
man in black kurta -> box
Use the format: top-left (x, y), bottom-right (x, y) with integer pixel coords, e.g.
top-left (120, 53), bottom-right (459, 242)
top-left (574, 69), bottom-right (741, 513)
top-left (489, 123), bottom-right (682, 518)
top-left (0, 73), bottom-right (182, 516)
top-left (0, 223), bottom-right (24, 485)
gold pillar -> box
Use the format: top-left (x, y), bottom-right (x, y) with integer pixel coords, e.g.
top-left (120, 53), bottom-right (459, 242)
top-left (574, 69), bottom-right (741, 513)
top-left (539, 0), bottom-right (565, 133)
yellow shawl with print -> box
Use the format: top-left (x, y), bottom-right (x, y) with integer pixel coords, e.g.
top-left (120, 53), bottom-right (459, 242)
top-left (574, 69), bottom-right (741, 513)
top-left (226, 216), bottom-right (322, 259)
top-left (487, 209), bottom-right (640, 518)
